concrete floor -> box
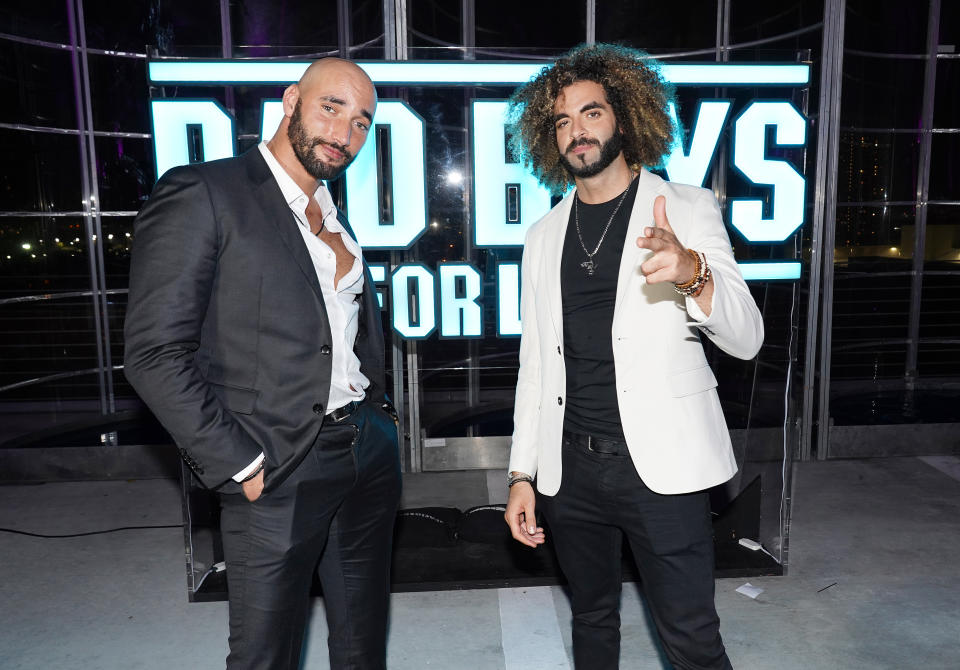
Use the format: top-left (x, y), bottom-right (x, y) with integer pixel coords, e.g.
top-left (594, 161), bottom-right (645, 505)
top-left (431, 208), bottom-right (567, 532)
top-left (1, 456), bottom-right (958, 669)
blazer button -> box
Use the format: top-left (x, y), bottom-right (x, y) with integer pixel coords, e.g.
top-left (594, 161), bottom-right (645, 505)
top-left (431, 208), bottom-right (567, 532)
top-left (312, 403), bottom-right (324, 414)
top-left (557, 346), bottom-right (561, 354)
top-left (320, 344), bottom-right (331, 355)
top-left (557, 397), bottom-right (563, 405)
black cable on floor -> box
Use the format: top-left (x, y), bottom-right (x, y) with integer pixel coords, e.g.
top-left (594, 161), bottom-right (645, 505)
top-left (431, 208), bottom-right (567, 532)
top-left (0, 524), bottom-right (184, 538)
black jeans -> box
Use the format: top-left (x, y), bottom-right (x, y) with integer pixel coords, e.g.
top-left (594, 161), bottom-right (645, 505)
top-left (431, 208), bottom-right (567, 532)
top-left (219, 401), bottom-right (402, 670)
top-left (539, 431), bottom-right (732, 670)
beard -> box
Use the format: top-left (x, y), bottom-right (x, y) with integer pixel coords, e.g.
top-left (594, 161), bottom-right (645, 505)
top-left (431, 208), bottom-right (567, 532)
top-left (558, 127), bottom-right (624, 179)
top-left (287, 99), bottom-right (355, 181)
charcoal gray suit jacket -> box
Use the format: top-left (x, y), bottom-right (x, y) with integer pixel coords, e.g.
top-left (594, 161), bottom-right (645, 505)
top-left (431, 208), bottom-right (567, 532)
top-left (124, 149), bottom-right (387, 494)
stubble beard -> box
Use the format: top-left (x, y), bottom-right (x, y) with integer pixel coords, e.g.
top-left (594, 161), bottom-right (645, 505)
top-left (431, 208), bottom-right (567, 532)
top-left (287, 99), bottom-right (354, 181)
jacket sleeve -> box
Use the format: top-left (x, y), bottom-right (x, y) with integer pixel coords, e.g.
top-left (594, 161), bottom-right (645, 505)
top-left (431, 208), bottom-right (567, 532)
top-left (123, 166), bottom-right (263, 489)
top-left (681, 190), bottom-right (764, 360)
top-left (508, 235), bottom-right (542, 478)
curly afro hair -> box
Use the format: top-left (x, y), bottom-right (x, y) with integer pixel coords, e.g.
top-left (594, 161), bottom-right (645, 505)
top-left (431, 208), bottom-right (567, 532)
top-left (507, 43), bottom-right (676, 195)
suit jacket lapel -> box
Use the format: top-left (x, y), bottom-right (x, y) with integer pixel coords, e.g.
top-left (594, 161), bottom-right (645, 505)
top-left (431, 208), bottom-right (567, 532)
top-left (614, 169), bottom-right (663, 318)
top-left (243, 150), bottom-right (326, 306)
top-left (542, 192), bottom-right (575, 349)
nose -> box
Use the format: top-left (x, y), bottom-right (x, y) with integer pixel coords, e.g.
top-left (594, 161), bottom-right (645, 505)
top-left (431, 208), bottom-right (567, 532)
top-left (330, 117), bottom-right (352, 147)
top-left (569, 117), bottom-right (587, 139)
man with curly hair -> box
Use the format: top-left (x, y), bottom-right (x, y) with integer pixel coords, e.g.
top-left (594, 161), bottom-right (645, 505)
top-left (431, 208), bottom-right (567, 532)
top-left (503, 44), bottom-right (763, 669)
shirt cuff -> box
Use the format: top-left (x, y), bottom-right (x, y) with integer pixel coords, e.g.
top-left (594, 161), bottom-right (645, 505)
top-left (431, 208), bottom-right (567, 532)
top-left (232, 453), bottom-right (264, 482)
top-left (684, 268), bottom-right (721, 325)
top-left (685, 292), bottom-right (712, 323)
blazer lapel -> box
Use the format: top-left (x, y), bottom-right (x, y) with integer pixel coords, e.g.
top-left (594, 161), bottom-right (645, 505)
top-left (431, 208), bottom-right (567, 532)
top-left (614, 169), bottom-right (663, 318)
top-left (541, 192), bottom-right (575, 348)
top-left (243, 150), bottom-right (325, 305)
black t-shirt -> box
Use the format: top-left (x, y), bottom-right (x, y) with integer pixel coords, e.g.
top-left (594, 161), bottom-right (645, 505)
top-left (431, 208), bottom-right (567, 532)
top-left (560, 176), bottom-right (640, 440)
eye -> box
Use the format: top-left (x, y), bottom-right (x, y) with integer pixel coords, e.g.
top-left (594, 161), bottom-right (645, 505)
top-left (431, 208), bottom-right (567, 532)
top-left (322, 104), bottom-right (336, 114)
top-left (555, 119), bottom-right (568, 129)
top-left (355, 120), bottom-right (370, 132)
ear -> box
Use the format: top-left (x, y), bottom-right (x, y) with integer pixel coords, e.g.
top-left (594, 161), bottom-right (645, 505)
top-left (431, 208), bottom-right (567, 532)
top-left (282, 83), bottom-right (300, 117)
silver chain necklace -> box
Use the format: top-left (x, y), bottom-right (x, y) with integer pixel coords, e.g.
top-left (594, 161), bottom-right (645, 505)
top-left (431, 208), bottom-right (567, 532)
top-left (573, 177), bottom-right (634, 276)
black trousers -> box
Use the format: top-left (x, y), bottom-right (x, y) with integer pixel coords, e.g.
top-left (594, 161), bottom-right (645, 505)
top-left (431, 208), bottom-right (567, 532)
top-left (219, 401), bottom-right (402, 670)
top-left (538, 432), bottom-right (732, 670)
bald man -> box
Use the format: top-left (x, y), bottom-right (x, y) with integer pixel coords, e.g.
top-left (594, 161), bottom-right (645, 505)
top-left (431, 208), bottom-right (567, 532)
top-left (125, 59), bottom-right (401, 670)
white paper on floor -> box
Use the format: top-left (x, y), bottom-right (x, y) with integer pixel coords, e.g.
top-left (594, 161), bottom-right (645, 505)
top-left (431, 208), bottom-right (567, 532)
top-left (736, 582), bottom-right (764, 599)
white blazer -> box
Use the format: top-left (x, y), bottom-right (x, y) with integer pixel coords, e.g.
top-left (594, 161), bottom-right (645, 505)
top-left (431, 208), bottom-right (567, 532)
top-left (508, 169), bottom-right (764, 496)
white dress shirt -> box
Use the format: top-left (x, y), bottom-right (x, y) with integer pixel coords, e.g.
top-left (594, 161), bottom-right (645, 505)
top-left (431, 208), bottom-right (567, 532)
top-left (233, 143), bottom-right (370, 482)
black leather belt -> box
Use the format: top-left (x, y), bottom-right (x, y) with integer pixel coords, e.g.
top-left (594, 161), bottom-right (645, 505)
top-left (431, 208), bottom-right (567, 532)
top-left (563, 429), bottom-right (630, 456)
top-left (327, 400), bottom-right (361, 423)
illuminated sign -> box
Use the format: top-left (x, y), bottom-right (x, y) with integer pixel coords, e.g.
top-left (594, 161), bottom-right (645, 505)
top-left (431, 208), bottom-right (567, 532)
top-left (148, 60), bottom-right (808, 338)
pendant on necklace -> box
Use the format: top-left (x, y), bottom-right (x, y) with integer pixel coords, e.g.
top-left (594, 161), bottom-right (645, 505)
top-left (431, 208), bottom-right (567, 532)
top-left (581, 259), bottom-right (596, 276)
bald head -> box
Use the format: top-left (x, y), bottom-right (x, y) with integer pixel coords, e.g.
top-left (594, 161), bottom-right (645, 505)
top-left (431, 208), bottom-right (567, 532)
top-left (268, 57), bottom-right (377, 185)
top-left (298, 58), bottom-right (376, 103)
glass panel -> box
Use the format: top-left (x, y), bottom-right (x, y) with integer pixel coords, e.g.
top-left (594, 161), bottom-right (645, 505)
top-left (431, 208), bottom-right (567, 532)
top-left (845, 0), bottom-right (929, 54)
top-left (0, 41), bottom-right (78, 128)
top-left (0, 216), bottom-right (91, 298)
top-left (941, 2), bottom-right (959, 48)
top-left (836, 131), bottom-right (920, 204)
top-left (475, 0), bottom-right (585, 52)
top-left (101, 215), bottom-right (135, 288)
top-left (918, 262), bottom-right (960, 380)
top-left (924, 205), bottom-right (960, 263)
top-left (0, 129), bottom-right (83, 213)
top-left (835, 204), bottom-right (916, 262)
top-left (87, 54), bottom-right (150, 133)
top-left (408, 0), bottom-right (462, 51)
top-left (94, 137), bottom-right (154, 212)
top-left (148, 0), bottom-right (223, 57)
top-left (928, 133), bottom-right (960, 203)
top-left (933, 59), bottom-right (959, 130)
top-left (597, 0), bottom-right (717, 52)
top-left (918, 269), bottom-right (960, 340)
top-left (0, 214), bottom-right (102, 404)
top-left (0, 0), bottom-right (71, 43)
top-left (230, 0), bottom-right (337, 53)
top-left (351, 0), bottom-right (385, 53)
top-left (82, 0), bottom-right (155, 53)
top-left (830, 269), bottom-right (910, 384)
top-left (730, 0), bottom-right (823, 45)
top-left (840, 54), bottom-right (924, 128)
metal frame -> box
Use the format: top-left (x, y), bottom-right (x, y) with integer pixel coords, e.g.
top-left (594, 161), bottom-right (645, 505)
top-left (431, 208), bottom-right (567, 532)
top-left (906, 0), bottom-right (942, 386)
top-left (65, 0), bottom-right (114, 417)
top-left (586, 0), bottom-right (596, 45)
top-left (461, 0), bottom-right (480, 431)
top-left (382, 0), bottom-right (420, 471)
top-left (338, 0), bottom-right (353, 59)
top-left (801, 0), bottom-right (845, 461)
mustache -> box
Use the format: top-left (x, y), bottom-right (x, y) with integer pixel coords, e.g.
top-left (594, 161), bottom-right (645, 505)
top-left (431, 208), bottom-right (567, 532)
top-left (311, 137), bottom-right (352, 161)
top-left (565, 137), bottom-right (600, 153)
